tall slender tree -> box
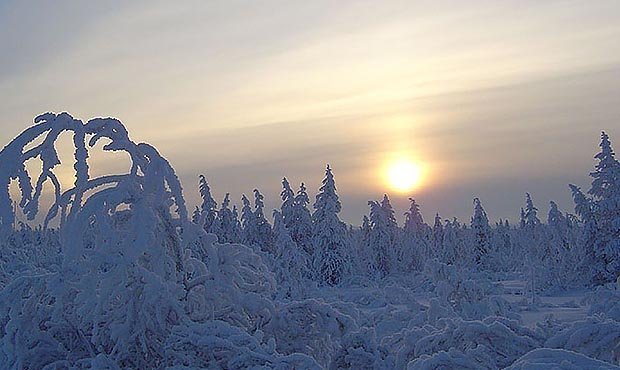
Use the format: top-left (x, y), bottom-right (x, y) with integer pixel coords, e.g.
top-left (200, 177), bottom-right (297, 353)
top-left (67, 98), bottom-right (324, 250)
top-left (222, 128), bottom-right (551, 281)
top-left (240, 194), bottom-right (258, 248)
top-left (280, 177), bottom-right (295, 227)
top-left (253, 189), bottom-right (273, 253)
top-left (402, 198), bottom-right (428, 271)
top-left (587, 131), bottom-right (620, 283)
top-left (470, 197), bottom-right (491, 266)
top-left (312, 165), bottom-right (350, 285)
top-left (432, 213), bottom-right (444, 262)
top-left (197, 174), bottom-right (218, 233)
top-left (272, 210), bottom-right (310, 298)
top-left (367, 195), bottom-right (398, 276)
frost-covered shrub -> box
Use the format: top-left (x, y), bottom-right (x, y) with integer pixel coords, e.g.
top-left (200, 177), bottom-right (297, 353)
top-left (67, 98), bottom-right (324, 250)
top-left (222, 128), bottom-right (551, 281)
top-left (0, 275), bottom-right (86, 369)
top-left (182, 229), bottom-right (276, 332)
top-left (546, 316), bottom-right (620, 364)
top-left (413, 317), bottom-right (539, 368)
top-left (507, 348), bottom-right (620, 370)
top-left (583, 285), bottom-right (620, 321)
top-left (423, 259), bottom-right (516, 320)
top-left (407, 346), bottom-right (493, 370)
top-left (265, 298), bottom-right (357, 367)
top-left (164, 320), bottom-right (320, 369)
top-left (0, 228), bottom-right (61, 288)
top-left (329, 327), bottom-right (388, 370)
top-left (0, 113), bottom-right (190, 368)
top-left (381, 325), bottom-right (443, 369)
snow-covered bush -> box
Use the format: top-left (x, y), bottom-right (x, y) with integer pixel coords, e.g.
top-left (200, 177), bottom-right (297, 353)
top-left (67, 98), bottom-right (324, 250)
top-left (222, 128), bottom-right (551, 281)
top-left (423, 259), bottom-right (516, 320)
top-left (181, 226), bottom-right (276, 331)
top-left (583, 283), bottom-right (620, 321)
top-left (412, 317), bottom-right (540, 368)
top-left (546, 316), bottom-right (620, 364)
top-left (264, 298), bottom-right (357, 367)
top-left (164, 320), bottom-right (320, 369)
top-left (329, 327), bottom-right (388, 369)
top-left (507, 348), bottom-right (620, 370)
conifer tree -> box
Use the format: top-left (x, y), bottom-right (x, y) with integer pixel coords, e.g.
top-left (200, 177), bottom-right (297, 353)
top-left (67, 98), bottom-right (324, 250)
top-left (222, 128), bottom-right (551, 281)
top-left (569, 184), bottom-right (601, 284)
top-left (213, 193), bottom-right (241, 243)
top-left (523, 193), bottom-right (542, 305)
top-left (470, 197), bottom-right (491, 266)
top-left (292, 182), bottom-right (314, 255)
top-left (231, 205), bottom-right (242, 240)
top-left (191, 206), bottom-right (201, 225)
top-left (587, 131), bottom-right (620, 283)
top-left (402, 198), bottom-right (428, 271)
top-left (441, 218), bottom-right (460, 265)
top-left (312, 165), bottom-right (350, 285)
top-left (432, 213), bottom-right (444, 261)
top-left (367, 195), bottom-right (398, 276)
top-left (240, 194), bottom-right (258, 247)
top-left (547, 201), bottom-right (566, 228)
top-left (404, 198), bottom-right (428, 235)
top-left (272, 210), bottom-right (310, 297)
top-left (524, 193), bottom-right (541, 228)
top-left (253, 189), bottom-right (273, 253)
top-left (280, 177), bottom-right (295, 227)
top-left (198, 174), bottom-right (218, 233)
top-left (280, 180), bottom-right (313, 256)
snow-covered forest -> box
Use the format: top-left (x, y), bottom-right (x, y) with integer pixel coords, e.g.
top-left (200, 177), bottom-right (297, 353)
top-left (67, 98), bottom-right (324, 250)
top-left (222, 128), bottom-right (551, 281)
top-left (1, 112), bottom-right (619, 369)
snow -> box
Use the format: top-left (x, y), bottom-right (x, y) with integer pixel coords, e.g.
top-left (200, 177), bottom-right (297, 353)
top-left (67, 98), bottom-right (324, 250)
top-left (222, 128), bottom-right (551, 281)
top-left (0, 115), bottom-right (619, 368)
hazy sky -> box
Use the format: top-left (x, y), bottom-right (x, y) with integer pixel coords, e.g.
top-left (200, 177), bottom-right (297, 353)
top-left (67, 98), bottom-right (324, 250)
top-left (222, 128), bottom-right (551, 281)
top-left (1, 0), bottom-right (620, 225)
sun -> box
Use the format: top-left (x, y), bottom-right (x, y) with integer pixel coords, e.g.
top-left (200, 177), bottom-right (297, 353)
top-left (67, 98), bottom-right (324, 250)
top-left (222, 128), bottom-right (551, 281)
top-left (385, 158), bottom-right (423, 193)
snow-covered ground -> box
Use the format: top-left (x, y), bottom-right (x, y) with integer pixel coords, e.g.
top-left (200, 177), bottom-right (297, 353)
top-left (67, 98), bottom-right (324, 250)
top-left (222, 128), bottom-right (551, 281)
top-left (500, 279), bottom-right (589, 325)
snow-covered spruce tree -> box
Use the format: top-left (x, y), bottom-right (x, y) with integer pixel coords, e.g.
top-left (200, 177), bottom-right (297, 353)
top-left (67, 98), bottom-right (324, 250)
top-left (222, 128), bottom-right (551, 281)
top-left (491, 219), bottom-right (513, 271)
top-left (404, 198), bottom-right (428, 236)
top-left (470, 197), bottom-right (491, 267)
top-left (587, 131), bottom-right (620, 284)
top-left (312, 165), bottom-right (350, 286)
top-left (432, 213), bottom-right (445, 262)
top-left (280, 177), bottom-right (295, 226)
top-left (212, 193), bottom-right (242, 243)
top-left (291, 182), bottom-right (314, 256)
top-left (253, 188), bottom-right (273, 254)
top-left (280, 179), bottom-right (313, 258)
top-left (240, 193), bottom-right (257, 247)
top-left (197, 174), bottom-right (218, 233)
top-left (191, 205), bottom-right (201, 224)
top-left (442, 218), bottom-right (463, 266)
top-left (569, 184), bottom-right (601, 285)
top-left (547, 200), bottom-right (566, 228)
top-left (367, 199), bottom-right (391, 277)
top-left (519, 207), bottom-right (526, 229)
top-left (272, 210), bottom-right (310, 298)
top-left (524, 193), bottom-right (541, 229)
top-left (401, 198), bottom-right (430, 271)
top-left (522, 193), bottom-right (543, 304)
top-left (545, 200), bottom-right (572, 288)
top-left (375, 194), bottom-right (402, 274)
top-left (355, 214), bottom-right (377, 275)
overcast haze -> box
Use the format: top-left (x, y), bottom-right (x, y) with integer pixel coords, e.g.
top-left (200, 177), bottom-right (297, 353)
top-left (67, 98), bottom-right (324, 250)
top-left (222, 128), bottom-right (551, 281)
top-left (1, 0), bottom-right (620, 224)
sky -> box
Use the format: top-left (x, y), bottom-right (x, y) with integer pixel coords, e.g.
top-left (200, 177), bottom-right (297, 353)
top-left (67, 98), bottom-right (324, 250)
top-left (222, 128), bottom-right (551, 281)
top-left (1, 0), bottom-right (620, 225)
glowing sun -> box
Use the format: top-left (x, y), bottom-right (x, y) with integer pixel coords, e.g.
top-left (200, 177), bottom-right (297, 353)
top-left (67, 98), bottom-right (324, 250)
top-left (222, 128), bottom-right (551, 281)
top-left (385, 158), bottom-right (424, 192)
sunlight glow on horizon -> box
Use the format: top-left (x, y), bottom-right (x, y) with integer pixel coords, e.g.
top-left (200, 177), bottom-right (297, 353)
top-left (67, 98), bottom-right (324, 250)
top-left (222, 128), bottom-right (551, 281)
top-left (385, 157), bottom-right (425, 193)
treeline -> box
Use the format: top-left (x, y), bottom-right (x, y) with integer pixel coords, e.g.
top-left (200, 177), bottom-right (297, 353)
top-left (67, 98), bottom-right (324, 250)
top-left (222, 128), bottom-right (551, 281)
top-left (193, 132), bottom-right (620, 291)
